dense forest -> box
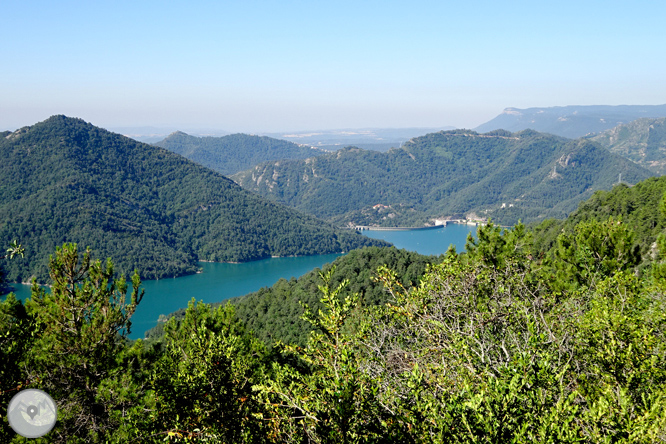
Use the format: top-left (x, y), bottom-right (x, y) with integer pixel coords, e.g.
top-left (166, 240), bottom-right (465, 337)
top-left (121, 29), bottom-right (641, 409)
top-left (0, 116), bottom-right (386, 283)
top-left (144, 246), bottom-right (438, 347)
top-left (233, 129), bottom-right (653, 227)
top-left (590, 117), bottom-right (666, 175)
top-left (154, 131), bottom-right (324, 176)
top-left (2, 176), bottom-right (665, 442)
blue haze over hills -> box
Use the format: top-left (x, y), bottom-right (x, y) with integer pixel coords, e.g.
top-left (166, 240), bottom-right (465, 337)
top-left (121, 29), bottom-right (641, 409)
top-left (475, 105), bottom-right (666, 139)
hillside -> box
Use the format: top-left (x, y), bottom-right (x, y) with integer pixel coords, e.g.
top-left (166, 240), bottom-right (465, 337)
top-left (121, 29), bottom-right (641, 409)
top-left (154, 131), bottom-right (323, 176)
top-left (232, 129), bottom-right (654, 227)
top-left (475, 104), bottom-right (666, 138)
top-left (145, 246), bottom-right (437, 346)
top-left (0, 116), bottom-right (386, 283)
top-left (4, 174), bottom-right (666, 441)
top-left (590, 117), bottom-right (666, 175)
top-left (531, 176), bottom-right (666, 265)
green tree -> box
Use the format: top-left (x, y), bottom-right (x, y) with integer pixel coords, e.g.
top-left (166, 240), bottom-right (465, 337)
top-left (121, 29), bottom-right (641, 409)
top-left (369, 254), bottom-right (579, 443)
top-left (551, 218), bottom-right (640, 291)
top-left (574, 271), bottom-right (666, 442)
top-left (0, 240), bottom-right (24, 293)
top-left (0, 241), bottom-right (29, 442)
top-left (255, 268), bottom-right (389, 443)
top-left (24, 243), bottom-right (144, 443)
top-left (464, 221), bottom-right (532, 269)
top-left (149, 300), bottom-right (268, 442)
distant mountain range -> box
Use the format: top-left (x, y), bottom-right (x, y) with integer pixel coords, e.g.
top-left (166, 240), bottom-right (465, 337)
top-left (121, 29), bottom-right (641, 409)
top-left (232, 129), bottom-right (654, 227)
top-left (0, 116), bottom-right (386, 283)
top-left (116, 126), bottom-right (457, 151)
top-left (590, 117), bottom-right (666, 175)
top-left (475, 105), bottom-right (666, 138)
top-left (154, 131), bottom-right (324, 176)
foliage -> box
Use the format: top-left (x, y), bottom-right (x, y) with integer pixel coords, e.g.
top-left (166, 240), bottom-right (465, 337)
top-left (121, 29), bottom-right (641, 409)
top-left (0, 293), bottom-right (33, 443)
top-left (0, 115), bottom-right (386, 283)
top-left (0, 243), bottom-right (148, 442)
top-left (232, 130), bottom-right (653, 227)
top-left (226, 246), bottom-right (434, 347)
top-left (549, 218), bottom-right (641, 291)
top-left (3, 171), bottom-right (666, 442)
top-left (148, 300), bottom-right (268, 442)
top-left (531, 176), bottom-right (666, 272)
top-left (155, 131), bottom-right (324, 176)
top-left (254, 269), bottom-right (390, 443)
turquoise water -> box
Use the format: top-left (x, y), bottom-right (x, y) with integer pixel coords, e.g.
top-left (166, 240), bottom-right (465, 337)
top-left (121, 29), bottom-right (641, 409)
top-left (6, 224), bottom-right (476, 339)
top-left (361, 223), bottom-right (476, 256)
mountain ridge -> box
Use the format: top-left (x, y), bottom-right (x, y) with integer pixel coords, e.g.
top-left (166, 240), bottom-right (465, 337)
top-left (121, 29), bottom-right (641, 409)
top-left (590, 117), bottom-right (666, 175)
top-left (475, 104), bottom-right (666, 138)
top-left (232, 129), bottom-right (654, 227)
top-left (154, 131), bottom-right (325, 176)
top-left (0, 116), bottom-right (386, 283)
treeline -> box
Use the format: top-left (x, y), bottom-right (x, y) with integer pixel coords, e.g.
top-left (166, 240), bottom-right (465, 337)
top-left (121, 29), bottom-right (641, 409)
top-left (154, 131), bottom-right (324, 176)
top-left (531, 176), bottom-right (666, 267)
top-left (232, 129), bottom-right (653, 227)
top-left (0, 116), bottom-right (385, 283)
top-left (145, 246), bottom-right (438, 346)
top-left (590, 117), bottom-right (666, 175)
top-left (2, 178), bottom-right (666, 442)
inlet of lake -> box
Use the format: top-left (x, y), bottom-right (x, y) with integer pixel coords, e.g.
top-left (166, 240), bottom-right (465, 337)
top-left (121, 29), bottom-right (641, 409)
top-left (6, 223), bottom-right (477, 339)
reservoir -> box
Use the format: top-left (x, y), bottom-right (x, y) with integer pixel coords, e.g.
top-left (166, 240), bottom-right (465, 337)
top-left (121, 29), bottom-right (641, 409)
top-left (6, 223), bottom-right (476, 339)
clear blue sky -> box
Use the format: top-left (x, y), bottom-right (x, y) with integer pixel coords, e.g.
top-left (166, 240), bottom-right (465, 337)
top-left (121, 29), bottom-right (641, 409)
top-left (2, 0), bottom-right (665, 132)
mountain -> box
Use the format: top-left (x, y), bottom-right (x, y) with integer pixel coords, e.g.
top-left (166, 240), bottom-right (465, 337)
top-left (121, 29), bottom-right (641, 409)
top-left (589, 118), bottom-right (666, 175)
top-left (0, 116), bottom-right (386, 283)
top-left (144, 245), bottom-right (437, 346)
top-left (475, 105), bottom-right (666, 138)
top-left (263, 127), bottom-right (456, 152)
top-left (154, 131), bottom-right (323, 176)
top-left (232, 129), bottom-right (654, 227)
top-left (110, 126), bottom-right (231, 144)
top-left (531, 175), bottom-right (666, 264)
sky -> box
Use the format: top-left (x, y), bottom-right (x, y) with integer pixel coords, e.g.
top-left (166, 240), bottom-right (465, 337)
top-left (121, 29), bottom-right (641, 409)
top-left (2, 0), bottom-right (665, 133)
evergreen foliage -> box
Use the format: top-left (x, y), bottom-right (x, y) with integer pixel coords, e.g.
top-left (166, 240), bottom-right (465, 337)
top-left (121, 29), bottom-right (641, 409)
top-left (531, 176), bottom-right (666, 268)
top-left (155, 131), bottom-right (324, 176)
top-left (590, 117), bottom-right (666, 175)
top-left (228, 246), bottom-right (436, 347)
top-left (2, 176), bottom-right (666, 442)
top-left (232, 130), bottom-right (653, 227)
top-left (0, 116), bottom-right (386, 283)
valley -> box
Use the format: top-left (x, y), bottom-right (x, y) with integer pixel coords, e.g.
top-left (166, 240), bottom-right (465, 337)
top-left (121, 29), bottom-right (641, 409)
top-left (231, 128), bottom-right (654, 227)
top-left (3, 110), bottom-right (666, 443)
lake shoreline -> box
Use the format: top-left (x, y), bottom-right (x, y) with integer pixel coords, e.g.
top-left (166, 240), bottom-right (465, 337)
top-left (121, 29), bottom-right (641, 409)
top-left (5, 226), bottom-right (476, 340)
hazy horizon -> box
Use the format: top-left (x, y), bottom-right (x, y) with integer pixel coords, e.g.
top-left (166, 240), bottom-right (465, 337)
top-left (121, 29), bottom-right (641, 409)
top-left (3, 1), bottom-right (665, 133)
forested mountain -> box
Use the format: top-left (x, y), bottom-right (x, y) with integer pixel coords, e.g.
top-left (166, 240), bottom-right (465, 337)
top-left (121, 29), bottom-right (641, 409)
top-left (232, 129), bottom-right (654, 227)
top-left (3, 175), bottom-right (666, 441)
top-left (531, 176), bottom-right (666, 266)
top-left (590, 117), bottom-right (666, 175)
top-left (145, 246), bottom-right (437, 346)
top-left (0, 116), bottom-right (386, 283)
top-left (475, 104), bottom-right (666, 138)
top-left (154, 131), bottom-right (323, 176)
